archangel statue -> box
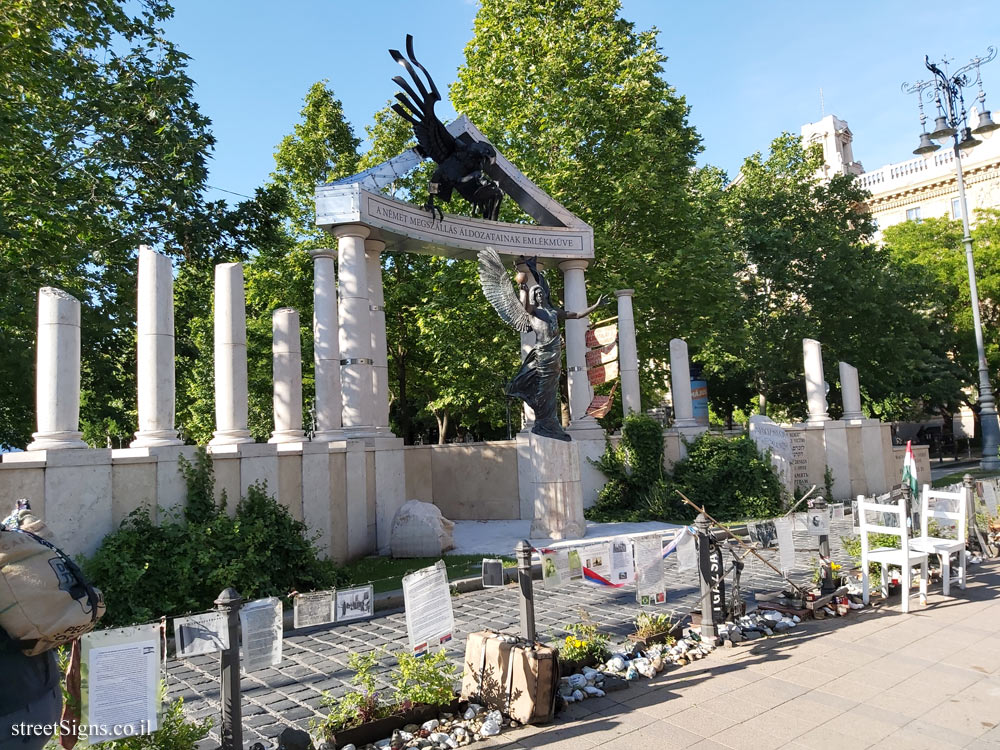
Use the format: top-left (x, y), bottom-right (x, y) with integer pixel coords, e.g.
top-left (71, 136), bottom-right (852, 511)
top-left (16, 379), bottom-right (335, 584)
top-left (477, 249), bottom-right (604, 442)
top-left (389, 35), bottom-right (504, 221)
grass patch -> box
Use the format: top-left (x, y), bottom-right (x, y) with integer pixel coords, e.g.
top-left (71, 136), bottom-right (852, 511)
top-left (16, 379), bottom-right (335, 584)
top-left (931, 468), bottom-right (999, 488)
top-left (339, 555), bottom-right (516, 593)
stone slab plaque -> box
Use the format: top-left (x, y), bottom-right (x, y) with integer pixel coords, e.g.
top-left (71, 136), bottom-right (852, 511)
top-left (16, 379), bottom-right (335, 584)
top-left (749, 416), bottom-right (794, 494)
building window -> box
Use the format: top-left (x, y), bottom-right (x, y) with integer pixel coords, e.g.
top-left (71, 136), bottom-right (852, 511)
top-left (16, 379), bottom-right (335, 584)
top-left (906, 206), bottom-right (922, 223)
top-left (952, 198), bottom-right (962, 219)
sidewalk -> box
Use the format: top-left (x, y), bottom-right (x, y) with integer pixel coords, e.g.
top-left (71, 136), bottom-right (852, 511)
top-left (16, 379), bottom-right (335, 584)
top-left (484, 560), bottom-right (1000, 750)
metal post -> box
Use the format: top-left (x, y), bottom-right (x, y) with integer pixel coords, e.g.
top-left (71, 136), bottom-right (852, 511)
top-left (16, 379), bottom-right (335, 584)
top-left (964, 472), bottom-right (977, 546)
top-left (215, 587), bottom-right (243, 750)
top-left (515, 540), bottom-right (536, 642)
top-left (812, 497), bottom-right (835, 594)
top-left (694, 513), bottom-right (717, 642)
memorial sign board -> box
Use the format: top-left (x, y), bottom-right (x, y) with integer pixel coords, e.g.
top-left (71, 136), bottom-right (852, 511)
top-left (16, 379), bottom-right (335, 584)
top-left (748, 416), bottom-right (794, 493)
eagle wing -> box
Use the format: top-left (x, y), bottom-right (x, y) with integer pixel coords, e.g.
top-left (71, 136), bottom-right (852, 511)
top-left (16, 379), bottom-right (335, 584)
top-left (477, 249), bottom-right (532, 333)
top-left (389, 35), bottom-right (456, 164)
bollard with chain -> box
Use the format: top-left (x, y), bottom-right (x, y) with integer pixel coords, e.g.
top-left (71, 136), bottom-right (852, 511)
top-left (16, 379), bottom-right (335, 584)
top-left (812, 496), bottom-right (836, 594)
top-left (215, 587), bottom-right (243, 750)
top-left (515, 539), bottom-right (536, 642)
top-left (694, 513), bottom-right (718, 642)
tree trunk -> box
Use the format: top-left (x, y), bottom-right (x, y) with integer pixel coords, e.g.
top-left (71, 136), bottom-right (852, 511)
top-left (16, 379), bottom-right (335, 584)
top-left (435, 409), bottom-right (449, 444)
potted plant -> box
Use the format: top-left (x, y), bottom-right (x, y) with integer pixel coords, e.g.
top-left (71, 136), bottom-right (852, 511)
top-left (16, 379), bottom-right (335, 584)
top-left (627, 610), bottom-right (676, 649)
top-left (311, 649), bottom-right (462, 749)
top-left (557, 622), bottom-right (610, 676)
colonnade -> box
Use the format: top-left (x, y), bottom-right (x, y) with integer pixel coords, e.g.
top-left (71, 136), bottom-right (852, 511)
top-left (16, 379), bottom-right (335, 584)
top-left (24, 226), bottom-right (639, 448)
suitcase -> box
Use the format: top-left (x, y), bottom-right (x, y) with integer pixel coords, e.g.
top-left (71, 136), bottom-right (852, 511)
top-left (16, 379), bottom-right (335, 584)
top-left (460, 630), bottom-right (560, 725)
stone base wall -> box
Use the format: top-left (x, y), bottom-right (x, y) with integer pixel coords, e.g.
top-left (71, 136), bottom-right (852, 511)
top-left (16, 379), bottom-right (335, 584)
top-left (0, 438), bottom-right (405, 563)
top-left (404, 441), bottom-right (520, 519)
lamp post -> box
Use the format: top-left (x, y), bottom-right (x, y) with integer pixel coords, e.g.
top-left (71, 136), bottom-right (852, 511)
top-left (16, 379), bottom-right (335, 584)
top-left (904, 48), bottom-right (1000, 470)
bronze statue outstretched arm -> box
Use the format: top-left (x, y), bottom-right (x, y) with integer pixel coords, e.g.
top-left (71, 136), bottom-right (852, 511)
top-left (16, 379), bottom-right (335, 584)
top-left (558, 294), bottom-right (609, 320)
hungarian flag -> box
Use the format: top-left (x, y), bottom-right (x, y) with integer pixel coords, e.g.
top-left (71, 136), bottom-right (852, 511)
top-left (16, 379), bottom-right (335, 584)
top-left (902, 440), bottom-right (919, 497)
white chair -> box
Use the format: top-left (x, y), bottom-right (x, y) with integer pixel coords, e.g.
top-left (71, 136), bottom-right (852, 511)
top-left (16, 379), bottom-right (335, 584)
top-left (909, 483), bottom-right (967, 595)
top-left (857, 494), bottom-right (928, 612)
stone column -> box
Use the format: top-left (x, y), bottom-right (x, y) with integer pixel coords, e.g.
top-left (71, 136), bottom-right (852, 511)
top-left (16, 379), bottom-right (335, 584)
top-left (669, 338), bottom-right (697, 428)
top-left (615, 289), bottom-right (641, 415)
top-left (269, 307), bottom-right (305, 443)
top-left (366, 238), bottom-right (392, 436)
top-left (336, 224), bottom-right (374, 434)
top-left (132, 246), bottom-right (182, 447)
top-left (309, 247), bottom-right (344, 442)
top-left (803, 338), bottom-right (830, 424)
top-left (209, 263), bottom-right (253, 445)
top-left (839, 361), bottom-right (863, 420)
top-left (27, 287), bottom-right (87, 450)
top-left (519, 330), bottom-right (536, 430)
top-left (559, 260), bottom-right (594, 427)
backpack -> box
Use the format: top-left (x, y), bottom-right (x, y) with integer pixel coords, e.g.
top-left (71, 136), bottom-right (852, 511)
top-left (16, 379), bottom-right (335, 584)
top-left (0, 504), bottom-right (105, 655)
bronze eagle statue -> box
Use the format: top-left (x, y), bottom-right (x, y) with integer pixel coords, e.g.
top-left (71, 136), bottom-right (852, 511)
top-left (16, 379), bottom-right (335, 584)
top-left (389, 35), bottom-right (503, 222)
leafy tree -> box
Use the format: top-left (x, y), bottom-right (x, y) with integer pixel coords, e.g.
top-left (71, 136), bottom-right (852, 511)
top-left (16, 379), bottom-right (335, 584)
top-left (0, 0), bottom-right (285, 448)
top-left (451, 0), bottom-right (721, 418)
top-left (712, 134), bottom-right (962, 422)
top-left (882, 209), bottom-right (1000, 425)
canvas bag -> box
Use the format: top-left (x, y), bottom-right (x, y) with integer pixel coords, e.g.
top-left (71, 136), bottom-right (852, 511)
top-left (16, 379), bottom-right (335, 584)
top-left (0, 507), bottom-right (105, 655)
top-left (460, 630), bottom-right (560, 725)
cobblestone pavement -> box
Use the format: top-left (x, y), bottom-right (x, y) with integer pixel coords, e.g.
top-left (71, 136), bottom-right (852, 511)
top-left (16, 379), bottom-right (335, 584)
top-left (169, 520), bottom-right (861, 746)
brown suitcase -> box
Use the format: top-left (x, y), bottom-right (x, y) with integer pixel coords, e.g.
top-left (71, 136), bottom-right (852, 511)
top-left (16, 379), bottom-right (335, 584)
top-left (460, 630), bottom-right (560, 725)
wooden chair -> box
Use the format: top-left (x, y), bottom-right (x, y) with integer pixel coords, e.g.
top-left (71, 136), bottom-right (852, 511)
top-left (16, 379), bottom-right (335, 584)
top-left (909, 484), bottom-right (967, 595)
top-left (857, 494), bottom-right (929, 612)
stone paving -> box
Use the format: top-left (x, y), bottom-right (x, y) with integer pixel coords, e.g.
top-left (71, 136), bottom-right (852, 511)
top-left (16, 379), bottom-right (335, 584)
top-left (168, 520), bottom-right (860, 745)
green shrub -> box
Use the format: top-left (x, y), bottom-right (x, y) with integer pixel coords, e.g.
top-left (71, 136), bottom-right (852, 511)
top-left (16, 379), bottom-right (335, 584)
top-left (668, 433), bottom-right (783, 522)
top-left (392, 649), bottom-right (458, 708)
top-left (84, 448), bottom-right (343, 627)
top-left (586, 413), bottom-right (674, 522)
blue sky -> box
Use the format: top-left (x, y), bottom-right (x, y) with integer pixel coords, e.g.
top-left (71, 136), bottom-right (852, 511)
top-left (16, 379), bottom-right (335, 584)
top-left (164, 1), bottom-right (1000, 205)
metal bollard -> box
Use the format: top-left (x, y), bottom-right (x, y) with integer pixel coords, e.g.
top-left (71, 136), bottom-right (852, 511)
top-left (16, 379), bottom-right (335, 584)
top-left (215, 588), bottom-right (244, 750)
top-left (515, 540), bottom-right (536, 642)
top-left (694, 513), bottom-right (718, 642)
top-left (963, 473), bottom-right (976, 546)
top-left (812, 497), bottom-right (836, 594)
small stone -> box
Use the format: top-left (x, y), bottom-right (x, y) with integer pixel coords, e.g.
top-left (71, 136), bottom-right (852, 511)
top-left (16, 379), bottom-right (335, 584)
top-left (572, 689), bottom-right (585, 701)
top-left (745, 630), bottom-right (763, 640)
top-left (461, 706), bottom-right (479, 721)
top-left (403, 726), bottom-right (419, 734)
top-left (792, 615), bottom-right (801, 622)
top-left (421, 720), bottom-right (439, 732)
top-left (602, 674), bottom-right (629, 692)
top-left (583, 685), bottom-right (602, 696)
top-left (582, 666), bottom-right (600, 680)
top-left (479, 719), bottom-right (500, 738)
top-left (762, 610), bottom-right (782, 622)
top-left (567, 673), bottom-right (587, 688)
top-left (341, 746), bottom-right (356, 750)
top-left (652, 656), bottom-right (664, 672)
top-left (606, 655), bottom-right (627, 672)
top-left (729, 631), bottom-right (744, 643)
top-left (774, 621), bottom-right (790, 632)
top-left (441, 714), bottom-right (453, 721)
top-left (625, 664), bottom-right (639, 681)
top-left (428, 733), bottom-right (449, 745)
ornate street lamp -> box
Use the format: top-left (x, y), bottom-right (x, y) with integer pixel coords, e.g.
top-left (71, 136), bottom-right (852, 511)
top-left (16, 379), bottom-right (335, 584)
top-left (904, 48), bottom-right (1000, 470)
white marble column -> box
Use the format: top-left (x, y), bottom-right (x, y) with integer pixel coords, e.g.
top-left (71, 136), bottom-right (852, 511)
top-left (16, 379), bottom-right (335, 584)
top-left (839, 361), bottom-right (863, 420)
top-left (269, 307), bottom-right (305, 443)
top-left (27, 287), bottom-right (87, 450)
top-left (132, 246), bottom-right (182, 447)
top-left (336, 224), bottom-right (374, 434)
top-left (209, 263), bottom-right (253, 445)
top-left (803, 338), bottom-right (830, 424)
top-left (309, 247), bottom-right (344, 442)
top-left (559, 260), bottom-right (594, 427)
top-left (669, 338), bottom-right (697, 428)
top-left (615, 289), bottom-right (641, 415)
top-left (366, 238), bottom-right (392, 436)
top-left (519, 329), bottom-right (536, 430)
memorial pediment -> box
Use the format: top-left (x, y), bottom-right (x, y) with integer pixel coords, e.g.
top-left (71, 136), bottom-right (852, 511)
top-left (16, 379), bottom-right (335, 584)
top-left (315, 116), bottom-right (593, 262)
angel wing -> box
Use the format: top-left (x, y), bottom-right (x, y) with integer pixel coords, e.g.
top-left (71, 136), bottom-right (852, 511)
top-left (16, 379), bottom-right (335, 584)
top-left (477, 249), bottom-right (532, 333)
top-left (389, 35), bottom-right (457, 165)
